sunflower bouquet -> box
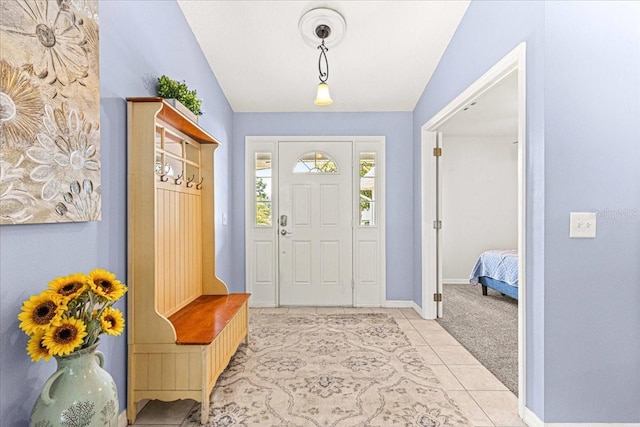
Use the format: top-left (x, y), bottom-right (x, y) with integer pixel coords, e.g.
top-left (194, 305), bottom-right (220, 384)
top-left (18, 269), bottom-right (127, 362)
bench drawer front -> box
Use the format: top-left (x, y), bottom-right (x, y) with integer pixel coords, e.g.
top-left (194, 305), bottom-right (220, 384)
top-left (132, 345), bottom-right (203, 392)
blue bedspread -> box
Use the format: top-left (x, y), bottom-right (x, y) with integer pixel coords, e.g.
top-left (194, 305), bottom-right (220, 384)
top-left (469, 250), bottom-right (518, 287)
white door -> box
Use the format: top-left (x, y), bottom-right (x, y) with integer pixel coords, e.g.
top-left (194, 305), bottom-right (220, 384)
top-left (278, 141), bottom-right (353, 306)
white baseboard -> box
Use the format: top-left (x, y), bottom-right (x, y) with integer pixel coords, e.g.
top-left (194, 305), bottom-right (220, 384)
top-left (410, 300), bottom-right (422, 317)
top-left (443, 278), bottom-right (469, 285)
top-left (383, 300), bottom-right (424, 318)
top-left (523, 408), bottom-right (543, 427)
top-left (249, 302), bottom-right (277, 308)
top-left (522, 407), bottom-right (640, 427)
top-left (383, 300), bottom-right (415, 308)
top-left (118, 410), bottom-right (128, 427)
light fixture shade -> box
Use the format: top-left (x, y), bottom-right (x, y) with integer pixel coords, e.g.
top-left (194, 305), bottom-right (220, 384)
top-left (314, 83), bottom-right (333, 106)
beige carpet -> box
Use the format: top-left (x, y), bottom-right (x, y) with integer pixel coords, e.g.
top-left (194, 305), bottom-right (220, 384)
top-left (183, 313), bottom-right (470, 426)
top-left (437, 283), bottom-right (518, 395)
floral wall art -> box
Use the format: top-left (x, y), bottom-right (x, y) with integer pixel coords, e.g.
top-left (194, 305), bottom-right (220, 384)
top-left (0, 0), bottom-right (100, 224)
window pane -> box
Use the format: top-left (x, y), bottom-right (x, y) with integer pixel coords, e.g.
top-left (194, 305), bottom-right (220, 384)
top-left (256, 177), bottom-right (271, 201)
top-left (255, 153), bottom-right (272, 226)
top-left (294, 152), bottom-right (338, 174)
top-left (359, 153), bottom-right (376, 226)
top-left (256, 202), bottom-right (272, 226)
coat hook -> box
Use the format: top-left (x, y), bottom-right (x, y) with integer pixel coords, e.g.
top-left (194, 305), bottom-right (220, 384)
top-left (159, 173), bottom-right (169, 182)
top-left (174, 171), bottom-right (183, 185)
top-left (186, 174), bottom-right (196, 188)
top-left (195, 177), bottom-right (204, 190)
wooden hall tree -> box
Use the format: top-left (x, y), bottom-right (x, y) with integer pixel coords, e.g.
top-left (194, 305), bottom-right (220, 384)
top-left (126, 98), bottom-right (249, 424)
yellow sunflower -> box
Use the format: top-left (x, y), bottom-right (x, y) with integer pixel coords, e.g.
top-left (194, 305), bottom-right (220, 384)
top-left (99, 307), bottom-right (125, 336)
top-left (18, 293), bottom-right (66, 335)
top-left (88, 269), bottom-right (127, 301)
top-left (48, 273), bottom-right (89, 302)
top-left (26, 330), bottom-right (51, 362)
top-left (43, 318), bottom-right (87, 357)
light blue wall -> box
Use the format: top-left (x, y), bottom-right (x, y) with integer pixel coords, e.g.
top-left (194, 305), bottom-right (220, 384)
top-left (3, 0), bottom-right (638, 424)
top-left (0, 1), bottom-right (233, 425)
top-left (413, 0), bottom-right (640, 422)
top-left (231, 113), bottom-right (414, 301)
top-left (543, 1), bottom-right (640, 421)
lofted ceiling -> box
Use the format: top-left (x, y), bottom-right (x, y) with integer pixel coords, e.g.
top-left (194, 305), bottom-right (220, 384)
top-left (439, 72), bottom-right (519, 138)
top-left (177, 1), bottom-right (471, 113)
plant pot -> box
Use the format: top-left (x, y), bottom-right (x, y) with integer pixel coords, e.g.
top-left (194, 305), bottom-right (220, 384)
top-left (30, 342), bottom-right (118, 427)
top-left (165, 98), bottom-right (199, 124)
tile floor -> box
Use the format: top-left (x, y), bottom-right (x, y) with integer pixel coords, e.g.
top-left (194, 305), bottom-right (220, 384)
top-left (131, 307), bottom-right (526, 427)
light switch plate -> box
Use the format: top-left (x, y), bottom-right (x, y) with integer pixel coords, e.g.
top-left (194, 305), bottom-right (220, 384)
top-left (569, 212), bottom-right (596, 238)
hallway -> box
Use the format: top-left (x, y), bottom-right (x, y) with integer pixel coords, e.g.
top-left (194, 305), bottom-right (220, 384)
top-left (131, 307), bottom-right (523, 426)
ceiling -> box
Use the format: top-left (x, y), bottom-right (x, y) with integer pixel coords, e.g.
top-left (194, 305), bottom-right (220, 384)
top-left (439, 72), bottom-right (519, 138)
top-left (177, 1), bottom-right (470, 113)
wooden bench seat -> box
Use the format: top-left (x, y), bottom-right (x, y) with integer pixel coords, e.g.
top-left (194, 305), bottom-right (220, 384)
top-left (128, 293), bottom-right (250, 424)
top-left (169, 294), bottom-right (251, 345)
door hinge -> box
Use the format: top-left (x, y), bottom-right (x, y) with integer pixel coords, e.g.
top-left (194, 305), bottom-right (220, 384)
top-left (433, 220), bottom-right (442, 230)
top-left (433, 147), bottom-right (442, 157)
top-left (433, 293), bottom-right (443, 302)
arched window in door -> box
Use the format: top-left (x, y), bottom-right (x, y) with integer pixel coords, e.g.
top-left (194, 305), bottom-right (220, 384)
top-left (294, 152), bottom-right (339, 174)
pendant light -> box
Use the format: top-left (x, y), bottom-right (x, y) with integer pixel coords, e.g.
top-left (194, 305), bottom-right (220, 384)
top-left (299, 7), bottom-right (346, 107)
top-left (314, 25), bottom-right (332, 106)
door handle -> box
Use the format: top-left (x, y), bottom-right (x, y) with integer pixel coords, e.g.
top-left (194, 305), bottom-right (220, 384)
top-left (280, 229), bottom-right (292, 236)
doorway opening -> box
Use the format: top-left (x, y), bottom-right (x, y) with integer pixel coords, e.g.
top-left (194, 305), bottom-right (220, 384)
top-left (420, 43), bottom-right (526, 415)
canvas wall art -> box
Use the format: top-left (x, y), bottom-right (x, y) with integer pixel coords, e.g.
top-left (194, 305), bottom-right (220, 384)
top-left (0, 0), bottom-right (100, 224)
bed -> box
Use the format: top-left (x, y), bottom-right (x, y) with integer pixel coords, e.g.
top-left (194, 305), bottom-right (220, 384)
top-left (469, 250), bottom-right (518, 300)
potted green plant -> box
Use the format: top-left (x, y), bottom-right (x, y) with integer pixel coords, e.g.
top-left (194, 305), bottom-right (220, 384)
top-left (156, 75), bottom-right (203, 122)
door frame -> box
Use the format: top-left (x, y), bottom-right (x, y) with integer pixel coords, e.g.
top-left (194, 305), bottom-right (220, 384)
top-left (420, 42), bottom-right (527, 415)
top-left (245, 136), bottom-right (386, 307)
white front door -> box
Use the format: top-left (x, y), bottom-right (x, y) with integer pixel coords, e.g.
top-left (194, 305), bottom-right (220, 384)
top-left (278, 141), bottom-right (353, 306)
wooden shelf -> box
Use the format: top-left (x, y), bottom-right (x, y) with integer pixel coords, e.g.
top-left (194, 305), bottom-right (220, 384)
top-left (126, 97), bottom-right (219, 145)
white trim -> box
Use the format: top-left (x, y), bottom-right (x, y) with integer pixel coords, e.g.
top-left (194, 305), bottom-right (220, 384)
top-left (118, 410), bottom-right (128, 427)
top-left (249, 302), bottom-right (277, 308)
top-left (442, 279), bottom-right (471, 285)
top-left (383, 300), bottom-right (415, 308)
top-left (523, 407), bottom-right (640, 427)
top-left (420, 42), bottom-right (527, 417)
top-left (420, 131), bottom-right (438, 320)
top-left (383, 300), bottom-right (422, 317)
top-left (411, 300), bottom-right (422, 317)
